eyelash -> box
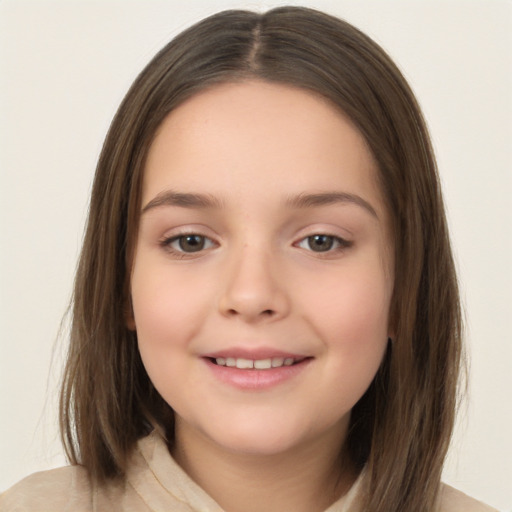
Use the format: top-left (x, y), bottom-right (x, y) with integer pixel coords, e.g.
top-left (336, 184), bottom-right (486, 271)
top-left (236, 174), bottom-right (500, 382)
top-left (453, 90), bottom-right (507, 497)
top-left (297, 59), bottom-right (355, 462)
top-left (160, 233), bottom-right (216, 258)
top-left (295, 234), bottom-right (352, 254)
top-left (159, 232), bottom-right (352, 258)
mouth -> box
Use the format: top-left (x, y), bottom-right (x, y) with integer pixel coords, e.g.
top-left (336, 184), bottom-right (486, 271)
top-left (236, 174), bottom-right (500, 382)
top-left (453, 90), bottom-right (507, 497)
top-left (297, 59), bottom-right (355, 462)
top-left (203, 353), bottom-right (313, 390)
top-left (207, 356), bottom-right (310, 370)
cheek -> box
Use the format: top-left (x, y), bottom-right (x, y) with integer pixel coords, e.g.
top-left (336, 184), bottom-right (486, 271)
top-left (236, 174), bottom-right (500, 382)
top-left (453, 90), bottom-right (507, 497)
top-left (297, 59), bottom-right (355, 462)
top-left (305, 263), bottom-right (391, 342)
top-left (130, 269), bottom-right (207, 408)
top-left (299, 263), bottom-right (391, 394)
top-left (130, 265), bottom-right (212, 388)
top-left (131, 265), bottom-right (209, 341)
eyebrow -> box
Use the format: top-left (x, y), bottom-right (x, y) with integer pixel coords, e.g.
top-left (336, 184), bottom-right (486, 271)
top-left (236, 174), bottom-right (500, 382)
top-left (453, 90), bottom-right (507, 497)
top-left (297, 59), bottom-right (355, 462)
top-left (285, 192), bottom-right (378, 218)
top-left (141, 189), bottom-right (378, 218)
top-left (142, 190), bottom-right (223, 213)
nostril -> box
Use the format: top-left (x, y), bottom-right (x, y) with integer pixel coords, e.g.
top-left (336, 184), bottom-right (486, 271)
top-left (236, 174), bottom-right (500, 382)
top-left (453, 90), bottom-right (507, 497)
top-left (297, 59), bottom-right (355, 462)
top-left (225, 308), bottom-right (275, 317)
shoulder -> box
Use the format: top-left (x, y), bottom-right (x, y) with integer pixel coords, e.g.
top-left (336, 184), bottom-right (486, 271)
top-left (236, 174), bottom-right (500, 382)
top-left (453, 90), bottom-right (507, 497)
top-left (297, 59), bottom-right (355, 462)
top-left (438, 483), bottom-right (499, 512)
top-left (0, 465), bottom-right (93, 512)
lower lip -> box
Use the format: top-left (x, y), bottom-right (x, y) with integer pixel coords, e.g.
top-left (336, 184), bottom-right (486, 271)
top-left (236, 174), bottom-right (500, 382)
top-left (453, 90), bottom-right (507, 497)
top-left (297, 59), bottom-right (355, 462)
top-left (203, 358), bottom-right (312, 390)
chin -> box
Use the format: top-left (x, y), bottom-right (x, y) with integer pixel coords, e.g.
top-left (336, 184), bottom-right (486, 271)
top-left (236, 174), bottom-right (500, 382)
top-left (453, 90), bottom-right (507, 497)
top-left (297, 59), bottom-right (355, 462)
top-left (198, 413), bottom-right (340, 458)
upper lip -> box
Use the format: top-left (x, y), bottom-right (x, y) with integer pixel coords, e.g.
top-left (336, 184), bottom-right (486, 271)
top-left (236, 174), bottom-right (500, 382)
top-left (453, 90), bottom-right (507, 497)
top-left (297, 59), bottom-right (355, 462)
top-left (202, 347), bottom-right (310, 360)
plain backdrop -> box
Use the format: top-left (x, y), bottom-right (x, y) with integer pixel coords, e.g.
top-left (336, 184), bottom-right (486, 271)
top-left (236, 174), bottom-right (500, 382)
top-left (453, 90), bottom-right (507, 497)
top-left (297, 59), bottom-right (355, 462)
top-left (0, 1), bottom-right (511, 510)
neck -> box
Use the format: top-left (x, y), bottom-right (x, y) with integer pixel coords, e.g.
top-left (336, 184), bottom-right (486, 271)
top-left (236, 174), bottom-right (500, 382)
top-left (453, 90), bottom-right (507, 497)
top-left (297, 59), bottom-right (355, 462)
top-left (171, 419), bottom-right (357, 512)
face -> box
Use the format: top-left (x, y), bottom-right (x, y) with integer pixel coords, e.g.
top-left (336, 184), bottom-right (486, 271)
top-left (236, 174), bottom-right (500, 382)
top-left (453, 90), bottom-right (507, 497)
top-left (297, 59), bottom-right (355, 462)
top-left (130, 81), bottom-right (393, 458)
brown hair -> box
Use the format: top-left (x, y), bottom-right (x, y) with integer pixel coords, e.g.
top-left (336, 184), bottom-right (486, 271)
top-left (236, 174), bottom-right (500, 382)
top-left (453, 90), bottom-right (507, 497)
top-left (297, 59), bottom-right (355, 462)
top-left (60, 7), bottom-right (462, 511)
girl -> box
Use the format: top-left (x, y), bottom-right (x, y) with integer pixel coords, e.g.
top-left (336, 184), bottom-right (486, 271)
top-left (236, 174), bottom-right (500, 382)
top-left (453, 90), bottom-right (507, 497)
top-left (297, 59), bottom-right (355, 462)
top-left (1, 6), bottom-right (498, 512)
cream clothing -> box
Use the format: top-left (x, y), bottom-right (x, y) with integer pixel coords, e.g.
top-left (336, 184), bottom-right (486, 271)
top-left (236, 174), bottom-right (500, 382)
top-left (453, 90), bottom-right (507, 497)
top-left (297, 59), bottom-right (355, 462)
top-left (1, 431), bottom-right (497, 512)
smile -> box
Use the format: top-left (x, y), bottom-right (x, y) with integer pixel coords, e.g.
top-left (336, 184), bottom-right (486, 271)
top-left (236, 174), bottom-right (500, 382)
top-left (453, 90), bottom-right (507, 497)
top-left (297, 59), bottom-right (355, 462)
top-left (203, 354), bottom-right (313, 390)
top-left (212, 357), bottom-right (304, 369)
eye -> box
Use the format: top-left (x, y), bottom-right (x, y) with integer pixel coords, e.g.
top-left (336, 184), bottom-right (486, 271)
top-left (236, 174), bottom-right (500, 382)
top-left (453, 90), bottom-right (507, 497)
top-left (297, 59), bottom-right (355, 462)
top-left (296, 234), bottom-right (350, 253)
top-left (164, 234), bottom-right (215, 253)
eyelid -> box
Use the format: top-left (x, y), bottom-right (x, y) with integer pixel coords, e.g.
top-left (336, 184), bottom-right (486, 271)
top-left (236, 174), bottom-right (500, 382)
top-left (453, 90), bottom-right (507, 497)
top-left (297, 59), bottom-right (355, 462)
top-left (291, 224), bottom-right (354, 258)
top-left (156, 224), bottom-right (353, 258)
top-left (295, 234), bottom-right (352, 250)
top-left (168, 234), bottom-right (216, 251)
top-left (159, 227), bottom-right (219, 257)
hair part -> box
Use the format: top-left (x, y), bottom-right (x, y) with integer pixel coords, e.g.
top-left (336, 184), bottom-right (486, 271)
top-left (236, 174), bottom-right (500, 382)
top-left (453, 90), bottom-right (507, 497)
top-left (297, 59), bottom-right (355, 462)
top-left (60, 7), bottom-right (463, 512)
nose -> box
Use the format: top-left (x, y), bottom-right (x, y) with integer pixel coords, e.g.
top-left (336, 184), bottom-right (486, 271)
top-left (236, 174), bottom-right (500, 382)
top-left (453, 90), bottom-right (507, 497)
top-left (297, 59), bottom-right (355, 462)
top-left (218, 244), bottom-right (290, 323)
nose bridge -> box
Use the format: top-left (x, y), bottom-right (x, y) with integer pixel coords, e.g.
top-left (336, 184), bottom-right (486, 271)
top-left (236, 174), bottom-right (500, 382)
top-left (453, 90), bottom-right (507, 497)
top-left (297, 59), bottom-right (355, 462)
top-left (219, 240), bottom-right (289, 322)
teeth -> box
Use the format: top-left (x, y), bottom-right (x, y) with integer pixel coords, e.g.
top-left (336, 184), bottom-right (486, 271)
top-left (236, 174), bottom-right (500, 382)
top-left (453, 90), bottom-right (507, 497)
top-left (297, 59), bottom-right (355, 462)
top-left (271, 357), bottom-right (284, 367)
top-left (254, 359), bottom-right (272, 369)
top-left (236, 358), bottom-right (253, 369)
top-left (215, 357), bottom-right (300, 369)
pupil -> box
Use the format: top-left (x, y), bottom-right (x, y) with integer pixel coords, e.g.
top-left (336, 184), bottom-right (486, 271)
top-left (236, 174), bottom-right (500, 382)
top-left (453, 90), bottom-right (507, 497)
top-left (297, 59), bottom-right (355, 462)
top-left (179, 235), bottom-right (205, 252)
top-left (309, 235), bottom-right (333, 252)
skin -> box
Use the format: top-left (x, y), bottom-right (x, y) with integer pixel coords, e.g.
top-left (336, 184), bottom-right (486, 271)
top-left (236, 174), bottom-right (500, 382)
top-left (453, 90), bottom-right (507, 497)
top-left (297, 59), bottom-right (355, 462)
top-left (129, 81), bottom-right (394, 512)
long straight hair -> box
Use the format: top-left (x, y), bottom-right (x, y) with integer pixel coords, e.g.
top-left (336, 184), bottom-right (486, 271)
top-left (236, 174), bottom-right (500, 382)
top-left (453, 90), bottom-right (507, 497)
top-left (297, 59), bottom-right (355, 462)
top-left (60, 7), bottom-right (462, 512)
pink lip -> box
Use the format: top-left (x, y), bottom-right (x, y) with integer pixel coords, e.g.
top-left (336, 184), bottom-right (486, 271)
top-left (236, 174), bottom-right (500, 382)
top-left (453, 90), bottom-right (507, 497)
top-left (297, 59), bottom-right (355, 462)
top-left (202, 355), bottom-right (312, 391)
top-left (202, 347), bottom-right (308, 360)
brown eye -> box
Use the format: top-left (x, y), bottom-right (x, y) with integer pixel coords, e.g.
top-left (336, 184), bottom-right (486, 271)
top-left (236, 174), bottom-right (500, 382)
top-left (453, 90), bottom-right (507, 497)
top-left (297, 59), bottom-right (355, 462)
top-left (178, 235), bottom-right (206, 252)
top-left (163, 234), bottom-right (215, 254)
top-left (296, 234), bottom-right (351, 254)
top-left (307, 235), bottom-right (335, 252)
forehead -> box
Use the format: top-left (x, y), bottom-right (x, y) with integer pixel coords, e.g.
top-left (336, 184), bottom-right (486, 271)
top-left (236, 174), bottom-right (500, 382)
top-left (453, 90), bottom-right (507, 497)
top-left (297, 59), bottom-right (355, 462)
top-left (142, 80), bottom-right (383, 215)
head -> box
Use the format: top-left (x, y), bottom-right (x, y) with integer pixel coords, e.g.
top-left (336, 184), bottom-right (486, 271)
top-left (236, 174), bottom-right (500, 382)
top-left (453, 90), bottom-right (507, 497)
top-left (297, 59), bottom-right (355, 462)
top-left (60, 7), bottom-right (462, 512)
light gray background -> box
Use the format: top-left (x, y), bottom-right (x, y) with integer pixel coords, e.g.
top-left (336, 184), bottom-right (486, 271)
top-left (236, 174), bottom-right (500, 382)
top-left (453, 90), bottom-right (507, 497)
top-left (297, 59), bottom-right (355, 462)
top-left (1, 1), bottom-right (511, 510)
